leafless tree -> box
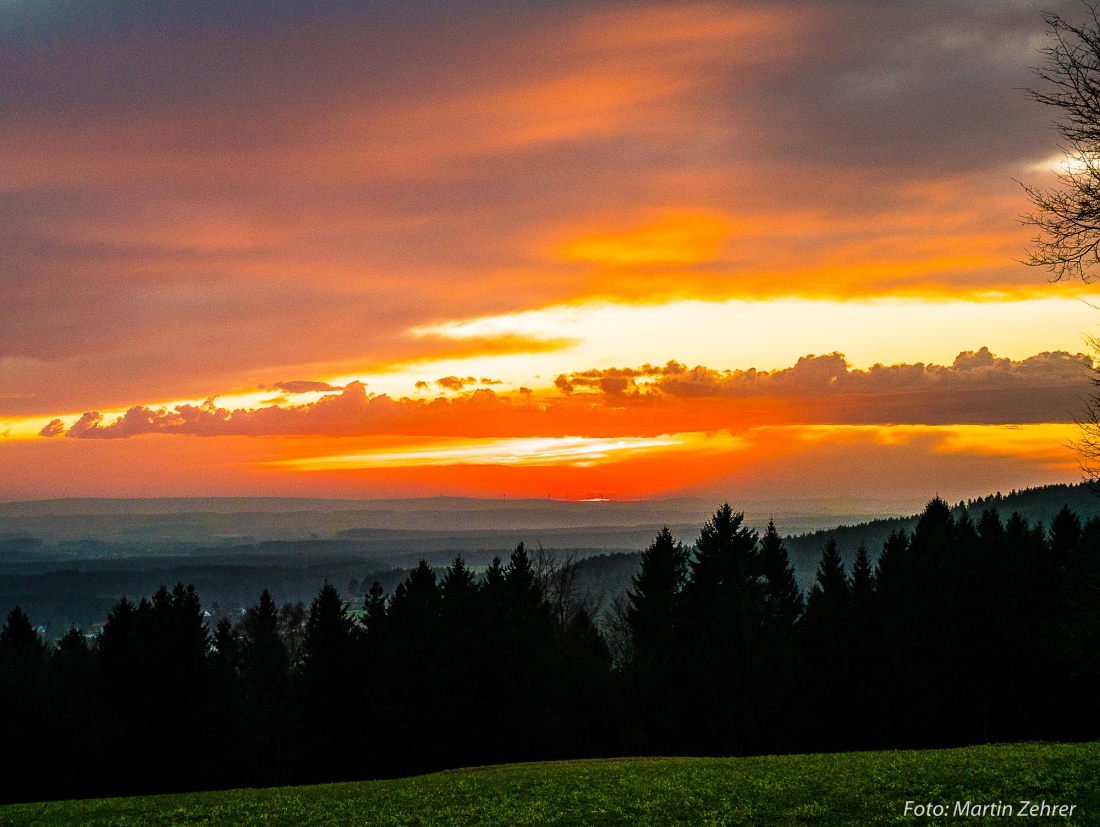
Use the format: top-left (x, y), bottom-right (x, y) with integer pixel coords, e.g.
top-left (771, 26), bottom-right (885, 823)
top-left (533, 545), bottom-right (606, 626)
top-left (1025, 4), bottom-right (1100, 281)
top-left (1026, 7), bottom-right (1100, 482)
top-left (1070, 335), bottom-right (1100, 481)
top-left (603, 592), bottom-right (635, 670)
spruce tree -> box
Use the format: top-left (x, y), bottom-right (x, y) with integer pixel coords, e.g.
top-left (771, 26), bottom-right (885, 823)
top-left (849, 543), bottom-right (875, 615)
top-left (755, 520), bottom-right (805, 752)
top-left (805, 539), bottom-right (849, 626)
top-left (504, 542), bottom-right (543, 613)
top-left (356, 579), bottom-right (388, 775)
top-left (240, 589), bottom-right (289, 786)
top-left (385, 562), bottom-right (444, 772)
top-left (875, 528), bottom-right (909, 585)
top-left (0, 606), bottom-right (41, 656)
top-left (758, 520), bottom-right (803, 628)
top-left (801, 539), bottom-right (852, 749)
top-left (97, 596), bottom-right (150, 790)
top-left (483, 555), bottom-right (505, 594)
top-left (299, 584), bottom-right (355, 780)
top-left (688, 504), bottom-right (758, 603)
top-left (626, 526), bottom-right (687, 655)
top-left (49, 626), bottom-right (103, 798)
top-left (388, 561), bottom-right (440, 635)
top-left (303, 583), bottom-right (353, 670)
top-left (441, 556), bottom-right (478, 604)
top-left (499, 543), bottom-right (554, 760)
top-left (624, 527), bottom-right (688, 752)
top-left (207, 616), bottom-right (243, 785)
top-left (549, 605), bottom-right (615, 757)
top-left (847, 542), bottom-right (880, 748)
top-left (1050, 504), bottom-right (1083, 567)
top-left (679, 504), bottom-right (761, 755)
top-left (363, 581), bottom-right (387, 643)
top-left (437, 557), bottom-right (486, 768)
top-left (0, 606), bottom-right (48, 802)
top-left (131, 582), bottom-right (210, 791)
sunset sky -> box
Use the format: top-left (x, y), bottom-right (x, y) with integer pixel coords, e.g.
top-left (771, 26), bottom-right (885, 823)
top-left (2, 0), bottom-right (1099, 505)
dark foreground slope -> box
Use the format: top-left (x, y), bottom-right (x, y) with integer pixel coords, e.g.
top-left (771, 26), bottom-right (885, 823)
top-left (3, 743), bottom-right (1098, 827)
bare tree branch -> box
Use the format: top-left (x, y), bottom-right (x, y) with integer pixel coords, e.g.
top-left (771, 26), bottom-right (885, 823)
top-left (1025, 4), bottom-right (1100, 281)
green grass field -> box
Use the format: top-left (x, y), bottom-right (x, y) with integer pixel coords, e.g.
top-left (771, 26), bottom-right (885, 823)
top-left (3, 742), bottom-right (1098, 826)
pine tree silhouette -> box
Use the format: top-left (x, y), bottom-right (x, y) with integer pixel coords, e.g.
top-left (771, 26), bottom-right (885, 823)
top-left (240, 589), bottom-right (290, 786)
top-left (679, 505), bottom-right (761, 755)
top-left (0, 606), bottom-right (48, 802)
top-left (299, 583), bottom-right (355, 780)
top-left (625, 527), bottom-right (688, 753)
top-left (0, 606), bottom-right (41, 656)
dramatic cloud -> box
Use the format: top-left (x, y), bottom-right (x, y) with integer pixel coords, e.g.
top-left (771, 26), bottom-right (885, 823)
top-left (557, 348), bottom-right (1087, 394)
top-left (58, 382), bottom-right (537, 439)
top-left (553, 348), bottom-right (1094, 426)
top-left (1, 1), bottom-right (1092, 502)
top-left (49, 349), bottom-right (1092, 441)
top-left (0, 1), bottom-right (1085, 418)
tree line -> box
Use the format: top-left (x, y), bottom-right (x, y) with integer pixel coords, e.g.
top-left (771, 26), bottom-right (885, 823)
top-left (2, 499), bottom-right (1099, 803)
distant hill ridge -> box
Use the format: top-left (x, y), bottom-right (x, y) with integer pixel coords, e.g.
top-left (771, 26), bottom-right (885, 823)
top-left (0, 483), bottom-right (1092, 552)
top-left (0, 494), bottom-right (909, 545)
top-left (782, 482), bottom-right (1100, 586)
top-left (0, 482), bottom-right (1093, 632)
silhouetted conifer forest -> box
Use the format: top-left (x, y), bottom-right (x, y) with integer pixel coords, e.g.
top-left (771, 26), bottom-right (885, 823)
top-left (2, 499), bottom-right (1100, 803)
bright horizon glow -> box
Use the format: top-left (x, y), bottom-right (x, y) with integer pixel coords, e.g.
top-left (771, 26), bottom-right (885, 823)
top-left (270, 434), bottom-right (692, 470)
top-left (265, 423), bottom-right (1077, 477)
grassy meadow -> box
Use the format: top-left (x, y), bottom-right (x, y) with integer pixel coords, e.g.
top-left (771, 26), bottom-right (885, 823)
top-left (2, 742), bottom-right (1098, 826)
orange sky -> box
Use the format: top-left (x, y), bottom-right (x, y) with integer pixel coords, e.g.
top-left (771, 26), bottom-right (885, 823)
top-left (0, 1), bottom-right (1097, 505)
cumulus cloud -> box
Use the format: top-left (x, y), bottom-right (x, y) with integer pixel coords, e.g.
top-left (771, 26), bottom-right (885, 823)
top-left (55, 382), bottom-right (542, 439)
top-left (952, 347), bottom-right (1003, 371)
top-left (46, 348), bottom-right (1096, 441)
top-left (554, 349), bottom-right (1092, 400)
top-left (550, 349), bottom-right (1094, 426)
top-left (38, 419), bottom-right (65, 438)
top-left (436, 376), bottom-right (478, 392)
